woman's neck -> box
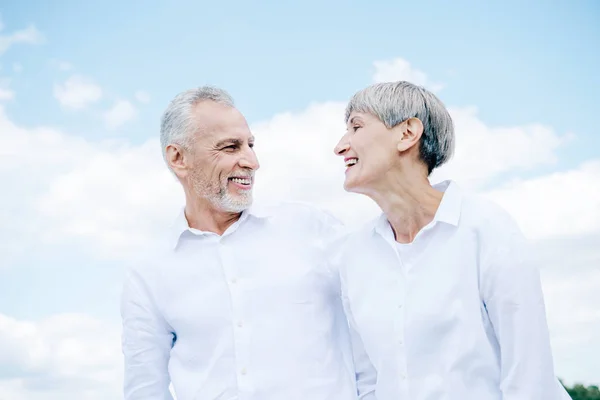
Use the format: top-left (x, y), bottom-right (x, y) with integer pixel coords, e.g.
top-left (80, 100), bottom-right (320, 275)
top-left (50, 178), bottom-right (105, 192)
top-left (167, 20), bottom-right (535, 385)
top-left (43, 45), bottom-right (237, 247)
top-left (368, 172), bottom-right (443, 243)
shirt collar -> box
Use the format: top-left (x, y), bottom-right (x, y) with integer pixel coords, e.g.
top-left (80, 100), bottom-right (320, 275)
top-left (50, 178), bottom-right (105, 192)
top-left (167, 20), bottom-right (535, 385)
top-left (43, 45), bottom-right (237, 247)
top-left (373, 180), bottom-right (462, 237)
top-left (168, 203), bottom-right (273, 249)
top-left (431, 180), bottom-right (462, 226)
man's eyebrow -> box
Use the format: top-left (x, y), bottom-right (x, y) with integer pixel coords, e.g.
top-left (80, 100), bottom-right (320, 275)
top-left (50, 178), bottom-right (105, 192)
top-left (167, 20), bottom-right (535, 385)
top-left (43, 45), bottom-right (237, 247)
top-left (349, 116), bottom-right (362, 125)
top-left (214, 137), bottom-right (255, 148)
top-left (215, 138), bottom-right (242, 148)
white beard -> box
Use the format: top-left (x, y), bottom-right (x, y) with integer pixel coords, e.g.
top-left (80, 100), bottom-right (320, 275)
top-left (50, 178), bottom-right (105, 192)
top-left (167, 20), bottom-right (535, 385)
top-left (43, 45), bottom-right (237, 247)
top-left (190, 168), bottom-right (253, 213)
top-left (217, 188), bottom-right (253, 213)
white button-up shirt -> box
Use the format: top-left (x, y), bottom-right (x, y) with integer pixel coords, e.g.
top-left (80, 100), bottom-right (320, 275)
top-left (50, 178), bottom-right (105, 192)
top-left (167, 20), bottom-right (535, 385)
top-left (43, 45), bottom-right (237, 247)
top-left (337, 180), bottom-right (571, 400)
top-left (121, 203), bottom-right (358, 400)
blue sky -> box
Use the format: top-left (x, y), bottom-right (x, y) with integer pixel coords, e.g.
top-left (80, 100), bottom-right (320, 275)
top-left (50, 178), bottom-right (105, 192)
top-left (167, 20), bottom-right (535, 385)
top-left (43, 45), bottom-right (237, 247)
top-left (1, 1), bottom-right (599, 398)
top-left (5, 1), bottom-right (600, 149)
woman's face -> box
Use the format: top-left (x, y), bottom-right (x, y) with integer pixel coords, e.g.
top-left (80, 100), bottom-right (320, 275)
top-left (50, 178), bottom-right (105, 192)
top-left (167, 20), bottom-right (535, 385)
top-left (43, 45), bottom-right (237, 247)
top-left (334, 111), bottom-right (402, 194)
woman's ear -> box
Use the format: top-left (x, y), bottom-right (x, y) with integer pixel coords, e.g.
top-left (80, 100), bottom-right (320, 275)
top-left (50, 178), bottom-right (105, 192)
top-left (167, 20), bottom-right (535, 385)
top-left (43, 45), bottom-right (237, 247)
top-left (396, 117), bottom-right (424, 152)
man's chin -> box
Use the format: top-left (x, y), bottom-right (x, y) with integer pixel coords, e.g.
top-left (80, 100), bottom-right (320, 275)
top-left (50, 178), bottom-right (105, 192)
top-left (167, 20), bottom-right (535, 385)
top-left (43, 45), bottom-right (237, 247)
top-left (218, 193), bottom-right (253, 213)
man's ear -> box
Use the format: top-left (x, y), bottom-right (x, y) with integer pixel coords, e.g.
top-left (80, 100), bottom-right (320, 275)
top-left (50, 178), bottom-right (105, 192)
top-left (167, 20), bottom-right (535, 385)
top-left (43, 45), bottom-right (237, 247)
top-left (396, 117), bottom-right (424, 153)
top-left (165, 144), bottom-right (189, 178)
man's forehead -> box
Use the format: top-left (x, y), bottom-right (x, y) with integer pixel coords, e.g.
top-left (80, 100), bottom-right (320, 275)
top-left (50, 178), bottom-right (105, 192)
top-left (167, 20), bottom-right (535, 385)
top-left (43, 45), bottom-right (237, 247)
top-left (191, 101), bottom-right (251, 137)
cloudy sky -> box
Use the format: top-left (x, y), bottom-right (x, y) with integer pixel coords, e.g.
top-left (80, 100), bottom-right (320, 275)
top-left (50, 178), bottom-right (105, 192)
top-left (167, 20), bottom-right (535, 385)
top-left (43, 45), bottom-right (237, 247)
top-left (1, 1), bottom-right (599, 399)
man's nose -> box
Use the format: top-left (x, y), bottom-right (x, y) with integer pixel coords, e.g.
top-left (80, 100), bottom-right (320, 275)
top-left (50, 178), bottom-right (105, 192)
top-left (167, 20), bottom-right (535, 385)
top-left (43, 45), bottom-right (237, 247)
top-left (239, 146), bottom-right (260, 170)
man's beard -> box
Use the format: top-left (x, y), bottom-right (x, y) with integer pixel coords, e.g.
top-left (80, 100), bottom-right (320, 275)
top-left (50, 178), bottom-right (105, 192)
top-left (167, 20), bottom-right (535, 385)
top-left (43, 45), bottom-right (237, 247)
top-left (190, 168), bottom-right (254, 213)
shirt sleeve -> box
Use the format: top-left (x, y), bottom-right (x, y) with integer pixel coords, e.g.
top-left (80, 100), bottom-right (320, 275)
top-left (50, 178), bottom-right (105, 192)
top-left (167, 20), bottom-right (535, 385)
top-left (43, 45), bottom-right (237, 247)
top-left (481, 217), bottom-right (567, 400)
top-left (341, 291), bottom-right (378, 399)
top-left (331, 234), bottom-right (378, 400)
top-left (310, 204), bottom-right (349, 289)
top-left (121, 265), bottom-right (175, 400)
top-left (315, 207), bottom-right (378, 398)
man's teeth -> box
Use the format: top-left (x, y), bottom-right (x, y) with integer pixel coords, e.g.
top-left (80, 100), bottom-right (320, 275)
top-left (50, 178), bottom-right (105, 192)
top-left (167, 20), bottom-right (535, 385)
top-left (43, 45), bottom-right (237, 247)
top-left (345, 159), bottom-right (358, 167)
top-left (231, 177), bottom-right (252, 185)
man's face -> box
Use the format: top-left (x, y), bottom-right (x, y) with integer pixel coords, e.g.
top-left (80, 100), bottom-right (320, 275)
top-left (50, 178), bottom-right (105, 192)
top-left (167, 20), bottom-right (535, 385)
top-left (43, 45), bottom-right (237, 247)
top-left (185, 101), bottom-right (259, 212)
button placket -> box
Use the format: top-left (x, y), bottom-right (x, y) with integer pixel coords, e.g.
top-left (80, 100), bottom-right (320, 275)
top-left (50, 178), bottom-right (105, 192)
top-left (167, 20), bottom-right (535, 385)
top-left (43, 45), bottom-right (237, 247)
top-left (218, 240), bottom-right (252, 395)
top-left (395, 272), bottom-right (408, 389)
top-left (387, 236), bottom-right (410, 397)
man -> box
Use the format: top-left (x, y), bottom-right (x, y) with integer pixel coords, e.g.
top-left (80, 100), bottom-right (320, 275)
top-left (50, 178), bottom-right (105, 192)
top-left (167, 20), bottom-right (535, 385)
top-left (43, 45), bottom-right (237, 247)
top-left (120, 86), bottom-right (358, 400)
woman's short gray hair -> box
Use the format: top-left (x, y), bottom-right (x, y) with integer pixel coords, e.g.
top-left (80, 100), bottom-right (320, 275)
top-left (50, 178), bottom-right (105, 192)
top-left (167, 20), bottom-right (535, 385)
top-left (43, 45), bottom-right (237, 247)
top-left (160, 86), bottom-right (235, 166)
top-left (345, 81), bottom-right (455, 174)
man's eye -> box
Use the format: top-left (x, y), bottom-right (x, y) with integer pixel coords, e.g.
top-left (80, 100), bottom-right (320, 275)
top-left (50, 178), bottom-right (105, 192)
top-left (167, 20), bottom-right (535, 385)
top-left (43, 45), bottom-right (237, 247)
top-left (223, 145), bottom-right (237, 150)
top-left (249, 143), bottom-right (254, 148)
top-left (353, 126), bottom-right (361, 131)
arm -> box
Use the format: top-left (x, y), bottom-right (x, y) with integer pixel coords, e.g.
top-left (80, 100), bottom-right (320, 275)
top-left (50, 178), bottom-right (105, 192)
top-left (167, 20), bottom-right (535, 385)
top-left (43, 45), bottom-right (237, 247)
top-left (312, 206), bottom-right (378, 398)
top-left (341, 292), bottom-right (378, 400)
top-left (121, 267), bottom-right (174, 400)
top-left (481, 220), bottom-right (566, 399)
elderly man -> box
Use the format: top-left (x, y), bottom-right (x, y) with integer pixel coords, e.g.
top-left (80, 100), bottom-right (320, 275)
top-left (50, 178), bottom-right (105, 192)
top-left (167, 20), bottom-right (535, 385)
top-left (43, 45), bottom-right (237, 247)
top-left (120, 87), bottom-right (358, 400)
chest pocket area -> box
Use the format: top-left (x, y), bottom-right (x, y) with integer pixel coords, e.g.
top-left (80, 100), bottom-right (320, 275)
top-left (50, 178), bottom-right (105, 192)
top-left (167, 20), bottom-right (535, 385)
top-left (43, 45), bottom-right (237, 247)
top-left (241, 237), bottom-right (329, 307)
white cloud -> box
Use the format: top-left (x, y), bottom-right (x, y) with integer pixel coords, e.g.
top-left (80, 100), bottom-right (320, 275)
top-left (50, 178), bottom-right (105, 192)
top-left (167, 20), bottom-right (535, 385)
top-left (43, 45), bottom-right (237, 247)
top-left (0, 313), bottom-right (122, 400)
top-left (0, 77), bottom-right (13, 101)
top-left (482, 160), bottom-right (600, 240)
top-left (49, 59), bottom-right (73, 71)
top-left (104, 99), bottom-right (137, 129)
top-left (57, 61), bottom-right (72, 71)
top-left (0, 105), bottom-right (179, 263)
top-left (134, 90), bottom-right (151, 103)
top-left (34, 139), bottom-right (182, 257)
top-left (532, 234), bottom-right (600, 386)
top-left (430, 106), bottom-right (570, 189)
top-left (0, 105), bottom-right (104, 266)
top-left (53, 75), bottom-right (102, 110)
top-left (0, 87), bottom-right (13, 101)
top-left (373, 58), bottom-right (444, 92)
top-left (0, 25), bottom-right (44, 56)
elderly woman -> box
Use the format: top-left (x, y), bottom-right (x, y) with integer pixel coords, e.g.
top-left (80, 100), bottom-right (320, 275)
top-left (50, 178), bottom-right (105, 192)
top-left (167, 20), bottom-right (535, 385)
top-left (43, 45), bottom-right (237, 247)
top-left (333, 81), bottom-right (570, 400)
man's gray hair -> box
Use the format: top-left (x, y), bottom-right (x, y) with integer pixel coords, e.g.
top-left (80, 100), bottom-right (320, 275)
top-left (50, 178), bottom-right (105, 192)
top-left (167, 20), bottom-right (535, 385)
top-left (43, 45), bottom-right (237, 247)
top-left (160, 86), bottom-right (235, 167)
top-left (345, 81), bottom-right (455, 174)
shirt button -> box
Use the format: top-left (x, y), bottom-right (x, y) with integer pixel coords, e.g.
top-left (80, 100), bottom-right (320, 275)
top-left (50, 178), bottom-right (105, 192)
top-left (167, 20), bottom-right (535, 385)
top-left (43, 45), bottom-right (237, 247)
top-left (241, 368), bottom-right (247, 375)
top-left (231, 278), bottom-right (238, 284)
top-left (400, 373), bottom-right (406, 380)
top-left (237, 321), bottom-right (243, 328)
top-left (398, 339), bottom-right (403, 345)
top-left (398, 304), bottom-right (403, 309)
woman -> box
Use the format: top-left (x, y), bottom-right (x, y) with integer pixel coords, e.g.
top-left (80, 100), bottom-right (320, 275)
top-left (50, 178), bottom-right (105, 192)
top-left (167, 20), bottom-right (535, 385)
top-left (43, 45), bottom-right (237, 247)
top-left (333, 81), bottom-right (570, 399)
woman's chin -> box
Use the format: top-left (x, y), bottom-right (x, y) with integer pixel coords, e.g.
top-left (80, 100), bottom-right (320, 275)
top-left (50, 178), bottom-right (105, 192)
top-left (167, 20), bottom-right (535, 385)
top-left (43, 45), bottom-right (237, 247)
top-left (343, 179), bottom-right (360, 193)
top-left (344, 177), bottom-right (375, 196)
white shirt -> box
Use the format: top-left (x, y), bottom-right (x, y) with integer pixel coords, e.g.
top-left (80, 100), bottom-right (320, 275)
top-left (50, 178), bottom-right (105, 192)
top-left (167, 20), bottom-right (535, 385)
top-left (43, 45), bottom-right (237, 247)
top-left (120, 202), bottom-right (358, 400)
top-left (337, 180), bottom-right (571, 400)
